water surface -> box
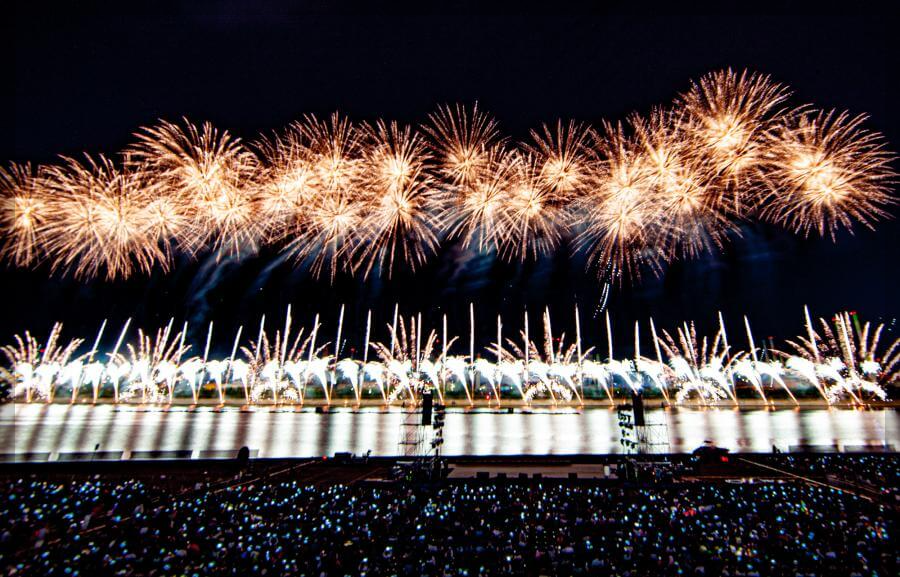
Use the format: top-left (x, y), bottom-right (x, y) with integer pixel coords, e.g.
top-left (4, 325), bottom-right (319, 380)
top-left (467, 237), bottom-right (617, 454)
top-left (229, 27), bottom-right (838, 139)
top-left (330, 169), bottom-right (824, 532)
top-left (2, 404), bottom-right (896, 459)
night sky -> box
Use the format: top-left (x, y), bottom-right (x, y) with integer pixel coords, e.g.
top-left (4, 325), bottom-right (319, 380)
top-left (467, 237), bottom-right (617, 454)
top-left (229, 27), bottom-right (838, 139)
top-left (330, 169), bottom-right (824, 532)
top-left (6, 4), bottom-right (899, 358)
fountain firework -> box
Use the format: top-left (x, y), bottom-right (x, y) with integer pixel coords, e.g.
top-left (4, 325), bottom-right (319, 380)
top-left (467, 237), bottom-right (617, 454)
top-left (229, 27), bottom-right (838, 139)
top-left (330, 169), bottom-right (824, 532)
top-left (2, 305), bottom-right (894, 407)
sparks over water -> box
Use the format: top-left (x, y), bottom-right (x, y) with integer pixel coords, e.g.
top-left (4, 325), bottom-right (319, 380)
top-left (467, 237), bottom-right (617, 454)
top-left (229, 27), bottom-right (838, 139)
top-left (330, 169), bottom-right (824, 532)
top-left (2, 305), bottom-right (894, 407)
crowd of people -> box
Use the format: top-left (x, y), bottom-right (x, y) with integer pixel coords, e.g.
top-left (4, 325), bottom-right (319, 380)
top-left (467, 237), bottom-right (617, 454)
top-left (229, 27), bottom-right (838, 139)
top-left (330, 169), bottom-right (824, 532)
top-left (774, 454), bottom-right (900, 500)
top-left (1, 457), bottom-right (897, 576)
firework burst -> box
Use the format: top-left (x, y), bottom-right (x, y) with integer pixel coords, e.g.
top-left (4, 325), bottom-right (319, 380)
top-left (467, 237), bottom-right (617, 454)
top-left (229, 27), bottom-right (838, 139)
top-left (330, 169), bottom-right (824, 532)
top-left (354, 120), bottom-right (443, 278)
top-left (129, 119), bottom-right (260, 257)
top-left (254, 123), bottom-right (318, 243)
top-left (575, 122), bottom-right (659, 278)
top-left (497, 154), bottom-right (570, 261)
top-left (1, 70), bottom-right (894, 282)
top-left (370, 314), bottom-right (437, 367)
top-left (678, 68), bottom-right (792, 213)
top-left (632, 109), bottom-right (733, 259)
top-left (762, 110), bottom-right (897, 237)
top-left (285, 113), bottom-right (365, 280)
top-left (40, 155), bottom-right (162, 280)
top-left (423, 103), bottom-right (503, 187)
top-left (445, 145), bottom-right (520, 252)
top-left (525, 120), bottom-right (595, 197)
top-left (0, 163), bottom-right (47, 267)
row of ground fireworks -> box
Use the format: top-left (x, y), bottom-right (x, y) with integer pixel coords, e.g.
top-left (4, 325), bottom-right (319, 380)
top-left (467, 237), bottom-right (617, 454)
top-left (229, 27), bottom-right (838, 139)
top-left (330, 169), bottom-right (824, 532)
top-left (1, 69), bottom-right (895, 281)
top-left (3, 306), bottom-right (896, 406)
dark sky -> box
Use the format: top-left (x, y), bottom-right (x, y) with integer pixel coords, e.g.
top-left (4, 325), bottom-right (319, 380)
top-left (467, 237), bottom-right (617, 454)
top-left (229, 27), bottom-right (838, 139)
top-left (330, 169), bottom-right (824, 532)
top-left (5, 3), bottom-right (899, 358)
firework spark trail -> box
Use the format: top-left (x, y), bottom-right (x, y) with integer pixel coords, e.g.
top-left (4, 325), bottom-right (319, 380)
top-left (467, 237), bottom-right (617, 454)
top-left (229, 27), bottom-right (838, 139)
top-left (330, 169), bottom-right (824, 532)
top-left (1, 323), bottom-right (83, 402)
top-left (0, 70), bottom-right (895, 282)
top-left (780, 309), bottom-right (898, 401)
top-left (2, 307), bottom-right (894, 406)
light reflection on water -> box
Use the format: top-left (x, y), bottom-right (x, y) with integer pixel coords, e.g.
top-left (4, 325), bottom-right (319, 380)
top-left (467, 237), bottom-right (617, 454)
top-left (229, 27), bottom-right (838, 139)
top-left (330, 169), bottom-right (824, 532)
top-left (2, 404), bottom-right (897, 458)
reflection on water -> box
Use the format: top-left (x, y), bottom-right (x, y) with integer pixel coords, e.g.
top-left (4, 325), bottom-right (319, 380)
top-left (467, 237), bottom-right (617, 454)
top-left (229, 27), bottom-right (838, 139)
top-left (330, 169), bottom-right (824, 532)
top-left (2, 404), bottom-right (897, 458)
